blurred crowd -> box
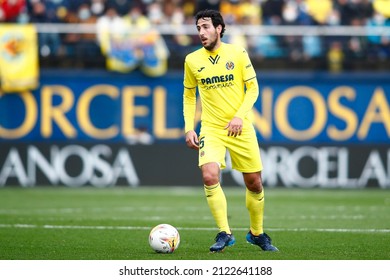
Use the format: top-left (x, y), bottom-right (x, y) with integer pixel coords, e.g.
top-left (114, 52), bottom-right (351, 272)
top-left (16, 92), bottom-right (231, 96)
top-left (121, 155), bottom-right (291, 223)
top-left (1, 0), bottom-right (390, 71)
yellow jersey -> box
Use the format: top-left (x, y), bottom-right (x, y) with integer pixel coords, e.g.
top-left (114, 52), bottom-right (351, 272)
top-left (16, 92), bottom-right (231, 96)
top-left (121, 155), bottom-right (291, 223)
top-left (183, 42), bottom-right (259, 132)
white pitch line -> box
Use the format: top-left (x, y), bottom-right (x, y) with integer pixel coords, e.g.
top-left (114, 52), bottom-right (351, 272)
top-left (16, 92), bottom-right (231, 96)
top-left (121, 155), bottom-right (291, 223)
top-left (0, 224), bottom-right (389, 233)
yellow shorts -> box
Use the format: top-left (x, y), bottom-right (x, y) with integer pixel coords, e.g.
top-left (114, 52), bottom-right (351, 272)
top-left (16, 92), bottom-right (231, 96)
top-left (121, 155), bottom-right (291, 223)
top-left (198, 125), bottom-right (263, 173)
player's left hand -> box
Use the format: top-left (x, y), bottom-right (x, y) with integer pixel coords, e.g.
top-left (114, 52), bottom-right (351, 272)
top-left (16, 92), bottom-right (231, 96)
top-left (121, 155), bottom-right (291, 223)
top-left (225, 117), bottom-right (243, 137)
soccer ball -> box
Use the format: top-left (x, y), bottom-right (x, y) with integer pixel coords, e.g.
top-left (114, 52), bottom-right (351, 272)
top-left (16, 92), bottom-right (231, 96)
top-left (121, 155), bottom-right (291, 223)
top-left (148, 224), bottom-right (180, 253)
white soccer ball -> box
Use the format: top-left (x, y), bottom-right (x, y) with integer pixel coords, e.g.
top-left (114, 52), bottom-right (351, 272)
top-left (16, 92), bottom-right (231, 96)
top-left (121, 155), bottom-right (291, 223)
top-left (148, 224), bottom-right (180, 253)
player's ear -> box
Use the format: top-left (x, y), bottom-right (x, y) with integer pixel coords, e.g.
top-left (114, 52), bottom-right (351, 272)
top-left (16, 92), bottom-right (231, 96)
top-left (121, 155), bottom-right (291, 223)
top-left (216, 25), bottom-right (222, 35)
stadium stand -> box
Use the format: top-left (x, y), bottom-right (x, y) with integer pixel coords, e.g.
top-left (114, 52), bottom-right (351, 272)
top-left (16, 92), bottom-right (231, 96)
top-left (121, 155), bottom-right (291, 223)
top-left (1, 0), bottom-right (389, 71)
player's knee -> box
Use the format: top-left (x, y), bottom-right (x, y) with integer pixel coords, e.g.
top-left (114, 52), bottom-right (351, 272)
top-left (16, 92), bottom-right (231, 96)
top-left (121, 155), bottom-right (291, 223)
top-left (202, 169), bottom-right (219, 185)
top-left (244, 174), bottom-right (263, 193)
top-left (246, 182), bottom-right (263, 193)
top-left (202, 172), bottom-right (219, 186)
top-left (201, 163), bottom-right (220, 186)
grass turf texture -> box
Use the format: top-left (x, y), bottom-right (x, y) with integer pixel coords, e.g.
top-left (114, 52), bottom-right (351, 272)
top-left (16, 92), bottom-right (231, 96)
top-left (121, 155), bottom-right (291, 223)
top-left (0, 187), bottom-right (389, 260)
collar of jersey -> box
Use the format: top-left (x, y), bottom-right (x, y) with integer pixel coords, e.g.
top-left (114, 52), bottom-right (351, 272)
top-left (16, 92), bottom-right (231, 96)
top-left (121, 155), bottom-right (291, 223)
top-left (203, 42), bottom-right (224, 55)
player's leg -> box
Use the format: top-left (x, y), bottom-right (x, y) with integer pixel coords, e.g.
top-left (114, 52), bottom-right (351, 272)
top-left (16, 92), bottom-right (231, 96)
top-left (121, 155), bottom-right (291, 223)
top-left (243, 171), bottom-right (264, 235)
top-left (243, 172), bottom-right (278, 252)
top-left (202, 163), bottom-right (235, 252)
top-left (199, 133), bottom-right (235, 252)
top-left (202, 162), bottom-right (230, 234)
top-left (229, 128), bottom-right (278, 251)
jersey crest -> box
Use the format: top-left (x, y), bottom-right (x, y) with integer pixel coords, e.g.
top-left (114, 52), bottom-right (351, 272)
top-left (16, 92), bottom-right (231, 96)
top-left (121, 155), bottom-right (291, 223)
top-left (225, 61), bottom-right (234, 70)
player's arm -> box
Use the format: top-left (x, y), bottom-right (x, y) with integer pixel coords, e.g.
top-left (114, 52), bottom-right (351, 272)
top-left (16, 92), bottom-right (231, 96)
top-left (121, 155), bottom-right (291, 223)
top-left (235, 48), bottom-right (259, 120)
top-left (183, 58), bottom-right (199, 149)
top-left (183, 87), bottom-right (199, 149)
top-left (226, 49), bottom-right (259, 137)
top-left (225, 79), bottom-right (258, 137)
top-left (235, 77), bottom-right (259, 120)
top-left (183, 86), bottom-right (196, 133)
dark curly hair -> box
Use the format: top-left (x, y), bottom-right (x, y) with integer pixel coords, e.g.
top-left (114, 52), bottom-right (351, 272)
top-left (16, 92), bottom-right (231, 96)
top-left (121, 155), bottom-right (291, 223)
top-left (195, 9), bottom-right (226, 38)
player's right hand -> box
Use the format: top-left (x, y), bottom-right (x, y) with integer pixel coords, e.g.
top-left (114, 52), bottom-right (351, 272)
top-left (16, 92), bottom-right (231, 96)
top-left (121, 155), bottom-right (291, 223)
top-left (185, 130), bottom-right (199, 150)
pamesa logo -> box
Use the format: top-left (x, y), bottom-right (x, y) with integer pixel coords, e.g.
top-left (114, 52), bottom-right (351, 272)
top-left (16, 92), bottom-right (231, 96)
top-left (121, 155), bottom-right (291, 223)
top-left (201, 74), bottom-right (234, 85)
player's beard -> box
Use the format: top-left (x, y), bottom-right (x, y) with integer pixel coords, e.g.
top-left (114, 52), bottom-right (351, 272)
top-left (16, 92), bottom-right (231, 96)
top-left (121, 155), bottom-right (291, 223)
top-left (203, 31), bottom-right (219, 51)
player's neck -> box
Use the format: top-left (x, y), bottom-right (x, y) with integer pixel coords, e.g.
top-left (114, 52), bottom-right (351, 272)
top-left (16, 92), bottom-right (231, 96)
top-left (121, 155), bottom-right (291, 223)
top-left (206, 41), bottom-right (222, 53)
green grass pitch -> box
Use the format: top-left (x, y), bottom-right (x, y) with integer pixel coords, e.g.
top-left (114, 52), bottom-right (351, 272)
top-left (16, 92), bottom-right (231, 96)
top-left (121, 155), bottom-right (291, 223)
top-left (0, 186), bottom-right (389, 260)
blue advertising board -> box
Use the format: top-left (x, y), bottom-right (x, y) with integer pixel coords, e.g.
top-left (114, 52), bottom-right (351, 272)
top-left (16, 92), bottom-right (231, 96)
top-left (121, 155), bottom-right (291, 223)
top-left (0, 70), bottom-right (389, 144)
top-left (1, 70), bottom-right (389, 188)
